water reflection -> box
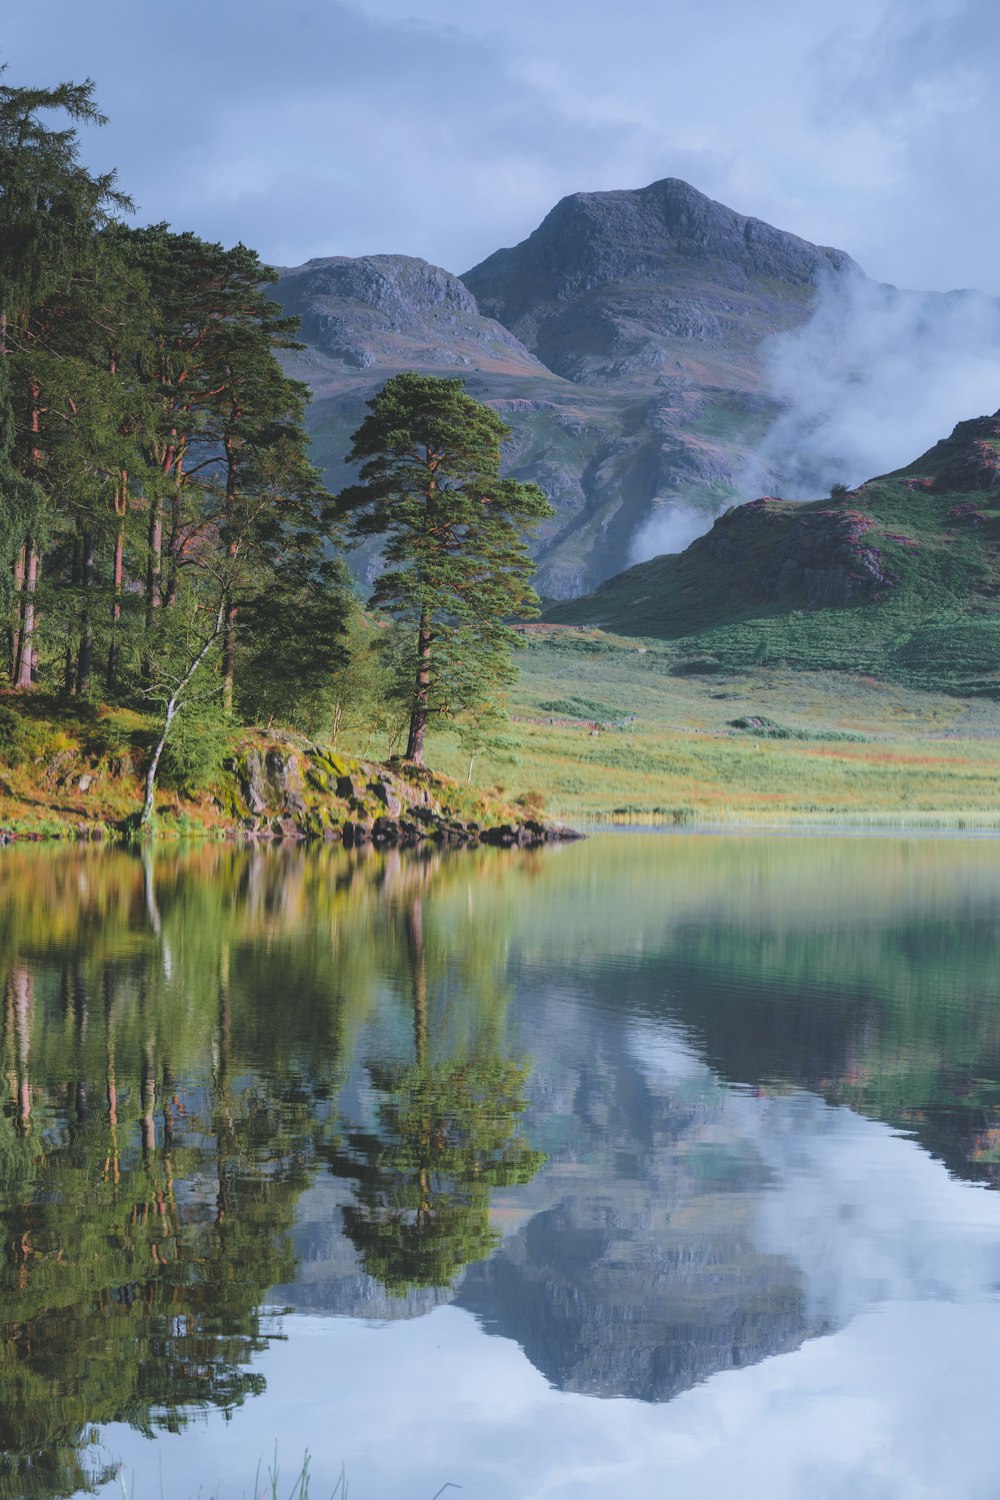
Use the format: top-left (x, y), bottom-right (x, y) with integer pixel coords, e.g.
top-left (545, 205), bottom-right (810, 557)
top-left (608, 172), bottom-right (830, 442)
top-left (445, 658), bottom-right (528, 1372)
top-left (0, 845), bottom-right (544, 1497)
top-left (4, 836), bottom-right (1000, 1499)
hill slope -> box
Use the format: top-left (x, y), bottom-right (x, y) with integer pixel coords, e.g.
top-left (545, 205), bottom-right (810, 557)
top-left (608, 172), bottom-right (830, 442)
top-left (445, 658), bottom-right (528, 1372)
top-left (273, 181), bottom-right (869, 596)
top-left (545, 411), bottom-right (1000, 694)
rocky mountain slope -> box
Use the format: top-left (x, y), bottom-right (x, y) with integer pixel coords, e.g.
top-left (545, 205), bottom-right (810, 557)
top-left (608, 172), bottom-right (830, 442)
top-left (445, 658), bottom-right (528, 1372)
top-left (545, 411), bottom-right (1000, 694)
top-left (272, 180), bottom-right (863, 597)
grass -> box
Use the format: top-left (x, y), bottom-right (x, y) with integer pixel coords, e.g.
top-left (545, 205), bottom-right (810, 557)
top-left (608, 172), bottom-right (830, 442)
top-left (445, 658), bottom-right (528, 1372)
top-left (0, 691), bottom-right (534, 842)
top-left (9, 616), bottom-right (1000, 836)
top-left (114, 1450), bottom-right (349, 1500)
top-left (417, 628), bottom-right (1000, 825)
top-left (544, 476), bottom-right (1000, 697)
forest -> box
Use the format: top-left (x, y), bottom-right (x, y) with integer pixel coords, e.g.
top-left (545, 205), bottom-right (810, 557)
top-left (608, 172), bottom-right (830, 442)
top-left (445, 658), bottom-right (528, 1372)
top-left (0, 78), bottom-right (550, 828)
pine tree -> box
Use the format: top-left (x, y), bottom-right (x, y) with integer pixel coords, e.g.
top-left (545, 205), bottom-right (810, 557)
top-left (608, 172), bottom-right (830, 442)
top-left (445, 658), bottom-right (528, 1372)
top-left (0, 75), bottom-right (129, 690)
top-left (339, 372), bottom-right (553, 765)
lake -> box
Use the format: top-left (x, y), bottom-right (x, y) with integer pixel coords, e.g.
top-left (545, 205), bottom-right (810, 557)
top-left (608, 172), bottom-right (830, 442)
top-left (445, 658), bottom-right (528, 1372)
top-left (3, 833), bottom-right (1000, 1500)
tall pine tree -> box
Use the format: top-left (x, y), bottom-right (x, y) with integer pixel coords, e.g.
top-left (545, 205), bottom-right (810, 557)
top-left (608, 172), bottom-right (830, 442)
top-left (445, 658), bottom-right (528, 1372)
top-left (339, 372), bottom-right (553, 765)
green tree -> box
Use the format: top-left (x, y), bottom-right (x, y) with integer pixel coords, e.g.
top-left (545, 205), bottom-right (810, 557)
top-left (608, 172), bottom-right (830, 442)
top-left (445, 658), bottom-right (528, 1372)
top-left (339, 372), bottom-right (553, 765)
top-left (0, 75), bottom-right (129, 690)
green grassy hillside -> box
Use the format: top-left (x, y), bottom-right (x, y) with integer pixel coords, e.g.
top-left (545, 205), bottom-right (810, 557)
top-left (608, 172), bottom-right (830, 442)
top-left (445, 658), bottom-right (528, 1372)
top-left (546, 411), bottom-right (1000, 695)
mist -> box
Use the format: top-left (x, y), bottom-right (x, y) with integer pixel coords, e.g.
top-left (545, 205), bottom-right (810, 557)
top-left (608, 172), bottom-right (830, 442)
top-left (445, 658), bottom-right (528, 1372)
top-left (627, 501), bottom-right (715, 565)
top-left (742, 268), bottom-right (1000, 500)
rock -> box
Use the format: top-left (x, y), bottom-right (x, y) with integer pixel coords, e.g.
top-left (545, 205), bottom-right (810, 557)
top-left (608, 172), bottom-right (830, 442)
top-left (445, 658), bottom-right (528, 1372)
top-left (266, 750), bottom-right (306, 816)
top-left (78, 774), bottom-right (92, 792)
top-left (370, 778), bottom-right (403, 818)
top-left (242, 750), bottom-right (268, 815)
top-left (706, 503), bottom-right (897, 608)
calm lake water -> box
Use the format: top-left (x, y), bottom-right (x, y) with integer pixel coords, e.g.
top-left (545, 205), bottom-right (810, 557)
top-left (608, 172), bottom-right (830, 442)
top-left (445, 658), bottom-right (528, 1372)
top-left (4, 833), bottom-right (1000, 1500)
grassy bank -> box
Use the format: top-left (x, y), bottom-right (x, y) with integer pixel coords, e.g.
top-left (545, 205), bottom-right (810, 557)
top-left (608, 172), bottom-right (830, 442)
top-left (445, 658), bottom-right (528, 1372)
top-left (6, 629), bottom-right (1000, 836)
top-left (0, 692), bottom-right (543, 843)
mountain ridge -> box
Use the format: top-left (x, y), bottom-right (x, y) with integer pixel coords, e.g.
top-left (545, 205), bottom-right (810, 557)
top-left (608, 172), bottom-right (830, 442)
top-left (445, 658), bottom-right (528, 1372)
top-left (272, 177), bottom-right (996, 599)
top-left (544, 410), bottom-right (1000, 694)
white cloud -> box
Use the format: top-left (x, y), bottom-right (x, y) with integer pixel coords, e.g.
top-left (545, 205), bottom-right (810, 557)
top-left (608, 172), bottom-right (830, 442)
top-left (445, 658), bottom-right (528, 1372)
top-left (742, 268), bottom-right (1000, 498)
top-left (4, 0), bottom-right (1000, 289)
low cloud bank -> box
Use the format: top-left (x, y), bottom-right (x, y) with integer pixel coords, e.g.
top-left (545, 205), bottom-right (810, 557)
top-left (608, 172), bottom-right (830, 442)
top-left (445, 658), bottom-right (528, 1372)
top-left (627, 501), bottom-right (715, 565)
top-left (743, 269), bottom-right (1000, 500)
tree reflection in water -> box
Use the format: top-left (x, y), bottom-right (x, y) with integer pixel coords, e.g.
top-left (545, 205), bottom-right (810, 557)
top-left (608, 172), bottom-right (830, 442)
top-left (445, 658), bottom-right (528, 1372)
top-left (326, 899), bottom-right (545, 1293)
top-left (0, 844), bottom-right (543, 1498)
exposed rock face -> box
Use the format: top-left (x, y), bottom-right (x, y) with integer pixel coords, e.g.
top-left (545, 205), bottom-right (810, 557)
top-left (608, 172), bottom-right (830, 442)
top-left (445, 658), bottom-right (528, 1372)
top-left (903, 411), bottom-right (1000, 493)
top-left (273, 254), bottom-right (542, 376)
top-left (274, 180), bottom-right (870, 597)
top-left (706, 501), bottom-right (898, 607)
top-left (463, 178), bottom-right (856, 387)
top-left (224, 744), bottom-right (579, 847)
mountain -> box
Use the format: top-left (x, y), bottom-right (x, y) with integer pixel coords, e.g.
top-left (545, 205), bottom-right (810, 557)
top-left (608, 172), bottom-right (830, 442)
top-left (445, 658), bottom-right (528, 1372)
top-left (462, 176), bottom-right (855, 388)
top-left (272, 180), bottom-right (865, 597)
top-left (544, 411), bottom-right (1000, 694)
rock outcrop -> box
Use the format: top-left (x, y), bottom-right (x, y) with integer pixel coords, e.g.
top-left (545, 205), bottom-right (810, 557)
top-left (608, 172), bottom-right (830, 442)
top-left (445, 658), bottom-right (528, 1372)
top-left (706, 501), bottom-right (898, 607)
top-left (902, 410), bottom-right (1000, 494)
top-left (222, 744), bottom-right (578, 849)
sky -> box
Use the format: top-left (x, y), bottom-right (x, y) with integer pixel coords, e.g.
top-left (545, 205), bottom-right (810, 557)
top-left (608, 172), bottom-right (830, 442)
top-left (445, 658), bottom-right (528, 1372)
top-left (5, 0), bottom-right (1000, 291)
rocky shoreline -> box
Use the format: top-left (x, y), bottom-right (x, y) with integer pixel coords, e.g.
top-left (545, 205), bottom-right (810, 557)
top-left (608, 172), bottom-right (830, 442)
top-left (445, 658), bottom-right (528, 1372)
top-left (232, 746), bottom-right (581, 849)
top-left (0, 730), bottom-right (582, 847)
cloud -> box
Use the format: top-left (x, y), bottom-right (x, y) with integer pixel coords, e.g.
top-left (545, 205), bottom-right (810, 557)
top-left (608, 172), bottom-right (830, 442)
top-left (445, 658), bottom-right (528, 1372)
top-left (742, 268), bottom-right (1000, 499)
top-left (4, 0), bottom-right (1000, 289)
top-left (627, 501), bottom-right (716, 563)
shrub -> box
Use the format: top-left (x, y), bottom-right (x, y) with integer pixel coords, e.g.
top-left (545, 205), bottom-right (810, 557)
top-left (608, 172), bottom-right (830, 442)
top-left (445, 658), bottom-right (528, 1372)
top-left (159, 703), bottom-right (235, 795)
top-left (0, 704), bottom-right (31, 767)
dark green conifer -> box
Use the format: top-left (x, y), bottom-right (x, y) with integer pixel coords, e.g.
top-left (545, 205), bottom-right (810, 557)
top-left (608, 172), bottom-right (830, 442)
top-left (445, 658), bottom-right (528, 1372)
top-left (340, 372), bottom-right (553, 764)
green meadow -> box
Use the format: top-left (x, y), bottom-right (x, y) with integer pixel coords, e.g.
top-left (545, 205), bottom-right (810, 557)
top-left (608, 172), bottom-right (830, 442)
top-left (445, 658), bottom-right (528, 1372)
top-left (426, 627), bottom-right (1000, 826)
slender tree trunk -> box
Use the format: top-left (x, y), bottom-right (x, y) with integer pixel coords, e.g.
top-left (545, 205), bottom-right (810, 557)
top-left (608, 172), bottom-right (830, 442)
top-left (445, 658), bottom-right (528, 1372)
top-left (222, 435), bottom-right (238, 712)
top-left (405, 608), bottom-right (432, 765)
top-left (76, 528), bottom-right (95, 694)
top-left (222, 595), bottom-right (237, 713)
top-left (107, 473), bottom-right (126, 694)
top-left (146, 498), bottom-right (162, 629)
top-left (164, 485), bottom-right (181, 608)
top-left (9, 544), bottom-right (24, 682)
top-left (14, 541), bottom-right (37, 691)
top-left (140, 600), bottom-right (225, 828)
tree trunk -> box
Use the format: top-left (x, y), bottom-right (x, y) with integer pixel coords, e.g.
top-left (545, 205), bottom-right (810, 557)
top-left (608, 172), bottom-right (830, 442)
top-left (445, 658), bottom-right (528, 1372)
top-left (140, 600), bottom-right (225, 828)
top-left (14, 542), bottom-right (37, 691)
top-left (222, 597), bottom-right (237, 713)
top-left (9, 544), bottom-right (24, 682)
top-left (405, 608), bottom-right (432, 765)
top-left (222, 434), bottom-right (238, 712)
top-left (140, 697), bottom-right (177, 828)
top-left (107, 473), bottom-right (127, 694)
top-left (146, 498), bottom-right (162, 629)
top-left (76, 528), bottom-right (94, 694)
top-left (106, 523), bottom-right (124, 693)
top-left (165, 486), bottom-right (181, 608)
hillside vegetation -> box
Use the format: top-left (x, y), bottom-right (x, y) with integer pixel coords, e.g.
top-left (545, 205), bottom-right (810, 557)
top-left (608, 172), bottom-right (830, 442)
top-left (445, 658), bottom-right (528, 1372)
top-left (546, 412), bottom-right (1000, 696)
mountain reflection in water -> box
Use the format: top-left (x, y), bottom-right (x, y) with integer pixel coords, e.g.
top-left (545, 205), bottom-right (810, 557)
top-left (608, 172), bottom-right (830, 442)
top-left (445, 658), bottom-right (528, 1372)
top-left (3, 835), bottom-right (1000, 1500)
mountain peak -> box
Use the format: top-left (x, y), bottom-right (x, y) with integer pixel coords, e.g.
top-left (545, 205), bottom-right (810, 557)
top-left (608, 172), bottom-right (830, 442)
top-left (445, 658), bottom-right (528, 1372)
top-left (464, 176), bottom-right (856, 311)
top-left (272, 252), bottom-right (541, 376)
top-left (461, 177), bottom-right (859, 387)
